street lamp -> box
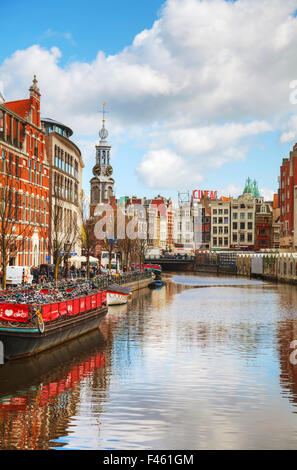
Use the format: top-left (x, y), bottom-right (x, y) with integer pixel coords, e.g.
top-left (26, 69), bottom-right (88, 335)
top-left (64, 241), bottom-right (71, 277)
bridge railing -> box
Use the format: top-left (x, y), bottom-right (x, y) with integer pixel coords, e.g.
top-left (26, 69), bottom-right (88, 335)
top-left (145, 255), bottom-right (195, 261)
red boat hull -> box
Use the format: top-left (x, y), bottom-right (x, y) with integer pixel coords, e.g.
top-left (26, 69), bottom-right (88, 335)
top-left (0, 305), bottom-right (108, 360)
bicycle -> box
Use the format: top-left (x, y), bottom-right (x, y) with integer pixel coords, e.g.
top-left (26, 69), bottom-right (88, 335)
top-left (32, 307), bottom-right (45, 334)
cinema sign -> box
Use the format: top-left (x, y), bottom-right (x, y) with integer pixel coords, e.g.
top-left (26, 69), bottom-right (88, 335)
top-left (193, 190), bottom-right (218, 200)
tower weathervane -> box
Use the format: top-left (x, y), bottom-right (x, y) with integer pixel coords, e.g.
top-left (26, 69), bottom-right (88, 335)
top-left (99, 101), bottom-right (109, 141)
top-left (101, 102), bottom-right (107, 124)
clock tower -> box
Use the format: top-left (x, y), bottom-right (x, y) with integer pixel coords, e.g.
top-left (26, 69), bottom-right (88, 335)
top-left (90, 103), bottom-right (115, 215)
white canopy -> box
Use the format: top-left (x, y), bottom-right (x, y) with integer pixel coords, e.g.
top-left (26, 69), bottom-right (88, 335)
top-left (69, 255), bottom-right (86, 262)
top-left (69, 255), bottom-right (99, 263)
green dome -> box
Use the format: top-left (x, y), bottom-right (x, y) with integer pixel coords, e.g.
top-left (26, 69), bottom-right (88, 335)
top-left (252, 179), bottom-right (260, 198)
top-left (243, 178), bottom-right (261, 198)
top-left (243, 177), bottom-right (253, 194)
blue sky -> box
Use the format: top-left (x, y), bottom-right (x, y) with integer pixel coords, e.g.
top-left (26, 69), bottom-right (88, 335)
top-left (1, 0), bottom-right (297, 201)
top-left (1, 0), bottom-right (164, 62)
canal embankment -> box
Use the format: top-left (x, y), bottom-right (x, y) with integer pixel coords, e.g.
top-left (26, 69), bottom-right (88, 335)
top-left (195, 252), bottom-right (297, 285)
top-left (113, 271), bottom-right (153, 291)
top-left (122, 276), bottom-right (152, 291)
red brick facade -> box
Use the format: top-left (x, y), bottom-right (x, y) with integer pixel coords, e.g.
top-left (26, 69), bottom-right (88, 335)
top-left (0, 77), bottom-right (50, 266)
top-left (279, 144), bottom-right (297, 248)
top-left (255, 205), bottom-right (272, 251)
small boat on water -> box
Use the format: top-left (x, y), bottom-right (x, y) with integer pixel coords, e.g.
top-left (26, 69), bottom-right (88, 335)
top-left (106, 283), bottom-right (132, 305)
top-left (0, 290), bottom-right (108, 360)
top-left (148, 280), bottom-right (165, 289)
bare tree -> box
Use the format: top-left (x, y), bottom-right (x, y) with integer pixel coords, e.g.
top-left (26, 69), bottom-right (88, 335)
top-left (0, 175), bottom-right (31, 289)
top-left (93, 201), bottom-right (119, 274)
top-left (117, 236), bottom-right (134, 271)
top-left (116, 207), bottom-right (138, 271)
top-left (135, 238), bottom-right (147, 271)
top-left (47, 188), bottom-right (79, 284)
top-left (100, 237), bottom-right (118, 274)
top-left (80, 192), bottom-right (97, 278)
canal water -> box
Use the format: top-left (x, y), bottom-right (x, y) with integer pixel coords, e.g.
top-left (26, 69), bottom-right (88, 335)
top-left (1, 272), bottom-right (297, 449)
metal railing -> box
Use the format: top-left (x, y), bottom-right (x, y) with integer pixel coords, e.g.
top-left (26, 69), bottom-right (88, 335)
top-left (0, 271), bottom-right (152, 322)
top-left (112, 271), bottom-right (152, 285)
top-left (145, 255), bottom-right (194, 261)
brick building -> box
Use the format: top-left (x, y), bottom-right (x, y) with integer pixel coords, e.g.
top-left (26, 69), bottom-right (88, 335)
top-left (279, 144), bottom-right (297, 249)
top-left (272, 194), bottom-right (281, 249)
top-left (42, 117), bottom-right (84, 259)
top-left (193, 196), bottom-right (211, 250)
top-left (0, 76), bottom-right (50, 267)
top-left (143, 195), bottom-right (174, 250)
top-left (255, 201), bottom-right (273, 250)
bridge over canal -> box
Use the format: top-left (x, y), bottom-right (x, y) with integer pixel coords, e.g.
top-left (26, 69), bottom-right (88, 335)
top-left (145, 256), bottom-right (195, 271)
top-left (145, 252), bottom-right (237, 274)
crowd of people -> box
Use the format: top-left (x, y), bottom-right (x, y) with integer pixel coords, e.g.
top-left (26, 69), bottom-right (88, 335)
top-left (31, 264), bottom-right (102, 284)
top-left (159, 250), bottom-right (193, 260)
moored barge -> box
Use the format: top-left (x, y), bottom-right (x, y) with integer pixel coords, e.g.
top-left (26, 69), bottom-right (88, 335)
top-left (106, 283), bottom-right (131, 305)
top-left (0, 290), bottom-right (108, 360)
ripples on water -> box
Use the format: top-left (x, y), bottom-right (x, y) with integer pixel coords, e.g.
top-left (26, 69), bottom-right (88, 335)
top-left (2, 272), bottom-right (297, 449)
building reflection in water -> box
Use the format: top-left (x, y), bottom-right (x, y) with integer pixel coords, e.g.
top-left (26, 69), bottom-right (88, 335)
top-left (276, 283), bottom-right (297, 406)
top-left (4, 274), bottom-right (297, 449)
top-left (0, 330), bottom-right (108, 449)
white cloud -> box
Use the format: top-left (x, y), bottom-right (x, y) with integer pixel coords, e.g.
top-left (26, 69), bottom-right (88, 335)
top-left (217, 183), bottom-right (243, 199)
top-left (259, 187), bottom-right (275, 201)
top-left (215, 183), bottom-right (275, 201)
top-left (171, 121), bottom-right (272, 156)
top-left (1, 0), bottom-right (297, 190)
top-left (136, 148), bottom-right (203, 189)
top-left (280, 114), bottom-right (297, 142)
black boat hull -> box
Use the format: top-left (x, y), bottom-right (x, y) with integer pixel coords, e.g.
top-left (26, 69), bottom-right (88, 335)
top-left (148, 281), bottom-right (165, 289)
top-left (0, 306), bottom-right (108, 360)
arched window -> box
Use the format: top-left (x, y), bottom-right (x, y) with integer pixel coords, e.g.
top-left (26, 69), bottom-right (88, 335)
top-left (54, 145), bottom-right (58, 167)
top-left (107, 186), bottom-right (113, 199)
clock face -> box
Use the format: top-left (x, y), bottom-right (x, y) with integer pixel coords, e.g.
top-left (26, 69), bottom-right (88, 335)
top-left (105, 165), bottom-right (113, 176)
top-left (93, 165), bottom-right (101, 176)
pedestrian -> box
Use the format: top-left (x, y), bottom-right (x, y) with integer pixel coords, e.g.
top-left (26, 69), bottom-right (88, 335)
top-left (32, 266), bottom-right (40, 284)
top-left (70, 264), bottom-right (75, 279)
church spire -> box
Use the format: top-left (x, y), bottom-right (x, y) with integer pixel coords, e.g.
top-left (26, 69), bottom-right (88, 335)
top-left (99, 102), bottom-right (108, 141)
top-left (243, 177), bottom-right (252, 194)
top-left (90, 103), bottom-right (115, 212)
top-left (29, 74), bottom-right (40, 96)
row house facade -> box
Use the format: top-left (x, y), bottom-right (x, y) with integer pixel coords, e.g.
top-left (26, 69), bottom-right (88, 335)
top-left (272, 194), bottom-right (281, 249)
top-left (210, 197), bottom-right (231, 249)
top-left (255, 200), bottom-right (273, 251)
top-left (42, 117), bottom-right (84, 259)
top-left (279, 144), bottom-right (297, 249)
top-left (173, 202), bottom-right (194, 251)
top-left (143, 196), bottom-right (174, 250)
top-left (230, 193), bottom-right (259, 250)
top-left (0, 77), bottom-right (50, 266)
top-left (209, 182), bottom-right (273, 251)
top-left (193, 197), bottom-right (211, 250)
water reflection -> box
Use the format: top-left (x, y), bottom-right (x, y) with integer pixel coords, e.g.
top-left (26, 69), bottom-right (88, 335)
top-left (0, 330), bottom-right (108, 449)
top-left (3, 273), bottom-right (297, 448)
top-left (275, 283), bottom-right (297, 408)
